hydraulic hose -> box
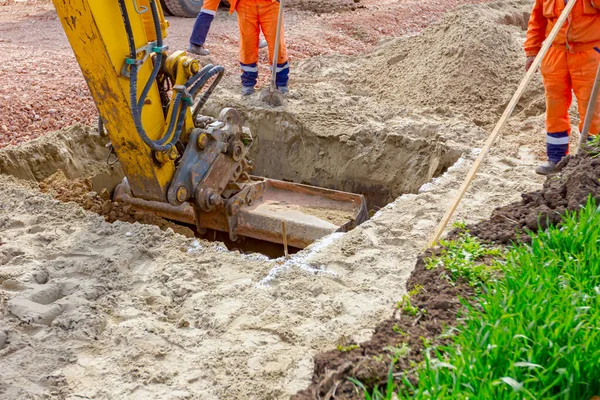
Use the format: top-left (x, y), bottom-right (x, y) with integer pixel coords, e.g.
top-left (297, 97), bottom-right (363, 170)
top-left (155, 93), bottom-right (183, 146)
top-left (120, 0), bottom-right (177, 152)
top-left (186, 64), bottom-right (214, 87)
top-left (118, 0), bottom-right (136, 58)
top-left (137, 0), bottom-right (164, 108)
top-left (118, 0), bottom-right (225, 152)
top-left (190, 66), bottom-right (224, 95)
top-left (151, 65), bottom-right (217, 146)
top-left (192, 66), bottom-right (224, 120)
top-left (151, 65), bottom-right (218, 147)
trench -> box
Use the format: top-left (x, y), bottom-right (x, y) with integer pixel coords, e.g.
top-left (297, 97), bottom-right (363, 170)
top-left (0, 119), bottom-right (461, 258)
top-left (241, 110), bottom-right (462, 210)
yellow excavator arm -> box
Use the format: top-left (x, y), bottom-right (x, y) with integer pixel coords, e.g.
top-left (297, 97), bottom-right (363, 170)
top-left (51, 0), bottom-right (367, 248)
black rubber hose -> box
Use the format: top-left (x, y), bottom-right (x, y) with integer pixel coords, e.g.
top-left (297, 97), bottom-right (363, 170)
top-left (120, 0), bottom-right (177, 152)
top-left (152, 66), bottom-right (216, 146)
top-left (118, 0), bottom-right (136, 58)
top-left (186, 64), bottom-right (213, 86)
top-left (189, 66), bottom-right (224, 95)
top-left (118, 0), bottom-right (225, 151)
top-left (192, 66), bottom-right (224, 120)
top-left (137, 0), bottom-right (164, 108)
top-left (155, 93), bottom-right (183, 146)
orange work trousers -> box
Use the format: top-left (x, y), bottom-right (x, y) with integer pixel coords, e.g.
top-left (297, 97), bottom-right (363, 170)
top-left (541, 46), bottom-right (600, 162)
top-left (236, 0), bottom-right (289, 87)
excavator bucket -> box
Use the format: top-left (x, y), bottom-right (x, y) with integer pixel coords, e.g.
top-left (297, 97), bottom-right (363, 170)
top-left (114, 178), bottom-right (368, 249)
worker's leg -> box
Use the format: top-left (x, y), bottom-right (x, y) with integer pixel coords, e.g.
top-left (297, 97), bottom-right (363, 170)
top-left (570, 48), bottom-right (600, 139)
top-left (258, 0), bottom-right (289, 88)
top-left (189, 0), bottom-right (221, 50)
top-left (236, 0), bottom-right (261, 90)
top-left (540, 47), bottom-right (573, 164)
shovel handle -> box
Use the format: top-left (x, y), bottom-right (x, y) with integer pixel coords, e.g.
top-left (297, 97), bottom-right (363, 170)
top-left (270, 0), bottom-right (284, 91)
top-left (577, 62), bottom-right (600, 152)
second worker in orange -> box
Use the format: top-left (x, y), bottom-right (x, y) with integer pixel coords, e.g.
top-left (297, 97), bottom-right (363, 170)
top-left (525, 0), bottom-right (600, 175)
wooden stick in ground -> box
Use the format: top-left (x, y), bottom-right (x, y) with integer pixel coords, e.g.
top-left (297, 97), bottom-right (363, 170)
top-left (428, 0), bottom-right (577, 248)
top-left (281, 221), bottom-right (289, 257)
top-left (576, 62), bottom-right (600, 152)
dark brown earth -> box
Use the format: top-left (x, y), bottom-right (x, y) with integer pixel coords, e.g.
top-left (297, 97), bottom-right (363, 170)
top-left (469, 148), bottom-right (600, 244)
top-left (292, 249), bottom-right (475, 400)
top-left (39, 170), bottom-right (195, 237)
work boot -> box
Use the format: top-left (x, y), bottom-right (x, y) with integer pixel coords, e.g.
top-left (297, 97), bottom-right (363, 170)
top-left (535, 160), bottom-right (558, 176)
top-left (277, 86), bottom-right (289, 95)
top-left (242, 86), bottom-right (255, 96)
top-left (187, 43), bottom-right (210, 56)
top-left (259, 39), bottom-right (268, 49)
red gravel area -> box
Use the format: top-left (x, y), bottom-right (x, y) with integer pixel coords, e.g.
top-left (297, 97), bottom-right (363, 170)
top-left (0, 0), bottom-right (497, 148)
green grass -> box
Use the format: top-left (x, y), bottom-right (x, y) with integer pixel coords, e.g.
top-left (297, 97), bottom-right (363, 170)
top-left (426, 229), bottom-right (503, 290)
top-left (356, 198), bottom-right (600, 399)
top-left (338, 344), bottom-right (360, 352)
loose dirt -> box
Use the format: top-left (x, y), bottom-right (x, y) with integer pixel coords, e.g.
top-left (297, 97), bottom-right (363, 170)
top-left (470, 148), bottom-right (600, 244)
top-left (294, 205), bottom-right (356, 227)
top-left (39, 169), bottom-right (196, 238)
top-left (0, 1), bottom-right (571, 399)
top-left (295, 147), bottom-right (600, 400)
top-left (360, 3), bottom-right (530, 126)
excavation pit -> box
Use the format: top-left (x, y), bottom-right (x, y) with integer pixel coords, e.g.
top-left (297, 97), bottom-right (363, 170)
top-left (231, 108), bottom-right (463, 210)
top-left (0, 121), bottom-right (461, 258)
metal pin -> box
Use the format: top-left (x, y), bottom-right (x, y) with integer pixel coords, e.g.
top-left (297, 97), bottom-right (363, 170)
top-left (282, 221), bottom-right (289, 258)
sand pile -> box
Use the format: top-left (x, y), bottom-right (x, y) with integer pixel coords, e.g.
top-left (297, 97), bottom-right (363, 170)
top-left (0, 125), bottom-right (119, 183)
top-left (361, 0), bottom-right (531, 125)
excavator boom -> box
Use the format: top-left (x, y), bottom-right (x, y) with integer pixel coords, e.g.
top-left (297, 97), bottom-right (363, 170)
top-left (51, 0), bottom-right (367, 248)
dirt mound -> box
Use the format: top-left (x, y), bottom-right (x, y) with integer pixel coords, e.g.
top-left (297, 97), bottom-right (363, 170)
top-left (292, 250), bottom-right (474, 400)
top-left (360, 0), bottom-right (531, 125)
top-left (470, 149), bottom-right (600, 244)
top-left (39, 170), bottom-right (194, 237)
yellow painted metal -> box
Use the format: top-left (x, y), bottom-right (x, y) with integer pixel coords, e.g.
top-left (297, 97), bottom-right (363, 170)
top-left (51, 0), bottom-right (176, 202)
top-left (139, 0), bottom-right (169, 42)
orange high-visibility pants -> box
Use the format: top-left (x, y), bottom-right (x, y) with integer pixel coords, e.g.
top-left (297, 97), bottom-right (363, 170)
top-left (236, 0), bottom-right (289, 87)
top-left (541, 46), bottom-right (600, 162)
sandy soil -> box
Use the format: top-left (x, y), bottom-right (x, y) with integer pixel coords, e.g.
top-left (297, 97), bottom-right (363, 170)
top-left (0, 0), bottom-right (588, 399)
top-left (0, 0), bottom-right (495, 147)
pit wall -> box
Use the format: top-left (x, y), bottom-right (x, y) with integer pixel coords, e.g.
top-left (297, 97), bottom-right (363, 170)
top-left (0, 117), bottom-right (461, 212)
top-left (229, 109), bottom-right (462, 208)
top-left (0, 125), bottom-right (124, 192)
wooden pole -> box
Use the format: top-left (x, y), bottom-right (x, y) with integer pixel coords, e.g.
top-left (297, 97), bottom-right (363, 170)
top-left (282, 221), bottom-right (289, 257)
top-left (576, 62), bottom-right (600, 152)
top-left (428, 0), bottom-right (578, 248)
